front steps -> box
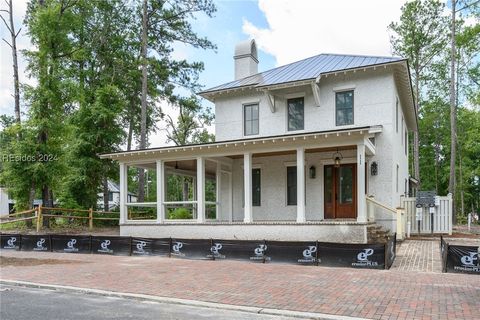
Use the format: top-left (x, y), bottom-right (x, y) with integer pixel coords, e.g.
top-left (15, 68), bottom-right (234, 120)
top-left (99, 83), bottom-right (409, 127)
top-left (367, 224), bottom-right (391, 243)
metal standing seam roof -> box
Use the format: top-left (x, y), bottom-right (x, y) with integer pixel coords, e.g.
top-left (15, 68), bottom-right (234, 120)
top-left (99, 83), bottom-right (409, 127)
top-left (199, 53), bottom-right (404, 94)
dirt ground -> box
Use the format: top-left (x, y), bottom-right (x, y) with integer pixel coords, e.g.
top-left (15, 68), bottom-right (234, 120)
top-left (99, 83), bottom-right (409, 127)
top-left (0, 256), bottom-right (87, 267)
top-left (0, 226), bottom-right (119, 236)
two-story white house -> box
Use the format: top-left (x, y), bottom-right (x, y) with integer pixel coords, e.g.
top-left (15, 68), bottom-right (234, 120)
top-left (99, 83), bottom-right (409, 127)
top-left (100, 39), bottom-right (417, 243)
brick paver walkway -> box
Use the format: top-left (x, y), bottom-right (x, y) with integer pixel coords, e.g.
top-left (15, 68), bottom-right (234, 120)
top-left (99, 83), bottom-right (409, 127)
top-left (391, 240), bottom-right (442, 273)
top-left (1, 250), bottom-right (479, 320)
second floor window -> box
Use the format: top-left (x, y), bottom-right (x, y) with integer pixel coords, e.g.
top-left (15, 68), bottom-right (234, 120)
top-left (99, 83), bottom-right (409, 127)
top-left (287, 97), bottom-right (304, 131)
top-left (244, 104), bottom-right (259, 136)
top-left (336, 90), bottom-right (354, 126)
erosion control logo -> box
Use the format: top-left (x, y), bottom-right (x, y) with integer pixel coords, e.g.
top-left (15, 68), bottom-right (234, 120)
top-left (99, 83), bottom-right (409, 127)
top-left (298, 245), bottom-right (318, 263)
top-left (133, 241), bottom-right (148, 255)
top-left (64, 239), bottom-right (79, 252)
top-left (3, 237), bottom-right (17, 249)
top-left (98, 240), bottom-right (113, 254)
top-left (34, 238), bottom-right (48, 251)
top-left (250, 244), bottom-right (270, 261)
top-left (455, 251), bottom-right (479, 272)
top-left (171, 241), bottom-right (184, 257)
top-left (208, 243), bottom-right (225, 259)
top-left (352, 248), bottom-right (378, 267)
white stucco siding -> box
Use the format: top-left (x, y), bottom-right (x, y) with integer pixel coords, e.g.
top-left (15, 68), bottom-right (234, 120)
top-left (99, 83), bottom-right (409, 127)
top-left (214, 68), bottom-right (395, 142)
top-left (230, 150), bottom-right (366, 222)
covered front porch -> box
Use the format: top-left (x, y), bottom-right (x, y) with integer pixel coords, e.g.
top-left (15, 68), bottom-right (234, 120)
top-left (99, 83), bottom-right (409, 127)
top-left (102, 126), bottom-right (380, 242)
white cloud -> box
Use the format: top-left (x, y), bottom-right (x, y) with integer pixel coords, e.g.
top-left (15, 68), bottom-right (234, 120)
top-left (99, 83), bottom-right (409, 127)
top-left (242, 0), bottom-right (408, 66)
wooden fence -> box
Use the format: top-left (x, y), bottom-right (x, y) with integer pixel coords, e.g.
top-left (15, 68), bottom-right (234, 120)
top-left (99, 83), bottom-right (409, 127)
top-left (0, 205), bottom-right (119, 232)
top-left (402, 195), bottom-right (453, 234)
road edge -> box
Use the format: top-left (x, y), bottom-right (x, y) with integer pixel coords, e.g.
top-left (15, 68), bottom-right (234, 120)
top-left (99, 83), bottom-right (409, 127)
top-left (0, 279), bottom-right (367, 320)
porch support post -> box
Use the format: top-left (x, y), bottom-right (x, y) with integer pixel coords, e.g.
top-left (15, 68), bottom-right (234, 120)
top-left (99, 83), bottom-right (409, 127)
top-left (296, 147), bottom-right (306, 222)
top-left (357, 143), bottom-right (367, 223)
top-left (197, 157), bottom-right (205, 223)
top-left (216, 161), bottom-right (221, 220)
top-left (119, 163), bottom-right (127, 224)
top-left (243, 152), bottom-right (253, 223)
top-left (156, 160), bottom-right (165, 223)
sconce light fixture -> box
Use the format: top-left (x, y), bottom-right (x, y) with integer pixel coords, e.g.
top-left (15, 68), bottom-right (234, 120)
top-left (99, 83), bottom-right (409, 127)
top-left (371, 161), bottom-right (378, 176)
top-left (309, 166), bottom-right (316, 179)
top-left (333, 148), bottom-right (343, 168)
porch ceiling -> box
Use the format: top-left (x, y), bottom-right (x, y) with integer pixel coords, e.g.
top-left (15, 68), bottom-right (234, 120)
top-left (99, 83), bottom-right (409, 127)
top-left (99, 126), bottom-right (380, 164)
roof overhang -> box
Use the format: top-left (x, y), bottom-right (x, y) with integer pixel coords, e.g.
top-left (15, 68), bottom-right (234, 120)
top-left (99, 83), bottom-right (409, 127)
top-left (99, 126), bottom-right (382, 163)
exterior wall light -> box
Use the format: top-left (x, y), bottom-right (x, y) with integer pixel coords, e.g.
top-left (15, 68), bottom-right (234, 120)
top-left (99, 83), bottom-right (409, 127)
top-left (309, 166), bottom-right (316, 179)
top-left (333, 148), bottom-right (343, 168)
top-left (371, 161), bottom-right (378, 176)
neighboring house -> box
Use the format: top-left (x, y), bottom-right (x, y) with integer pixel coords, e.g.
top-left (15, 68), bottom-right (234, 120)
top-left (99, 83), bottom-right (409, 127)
top-left (97, 180), bottom-right (137, 211)
top-left (100, 39), bottom-right (417, 243)
top-left (0, 187), bottom-right (9, 214)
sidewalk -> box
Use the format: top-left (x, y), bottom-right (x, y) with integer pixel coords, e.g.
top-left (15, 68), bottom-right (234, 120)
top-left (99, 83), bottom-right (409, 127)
top-left (1, 250), bottom-right (479, 320)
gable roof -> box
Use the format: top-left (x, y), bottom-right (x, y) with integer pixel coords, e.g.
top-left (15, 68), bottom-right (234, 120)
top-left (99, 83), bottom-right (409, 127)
top-left (199, 53), bottom-right (404, 95)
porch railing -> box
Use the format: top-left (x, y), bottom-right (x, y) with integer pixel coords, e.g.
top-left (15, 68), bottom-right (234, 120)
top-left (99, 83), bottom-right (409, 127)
top-left (366, 196), bottom-right (405, 241)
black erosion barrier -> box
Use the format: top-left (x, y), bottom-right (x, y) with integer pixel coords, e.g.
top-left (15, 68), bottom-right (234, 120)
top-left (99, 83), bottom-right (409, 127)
top-left (0, 233), bottom-right (398, 270)
top-left (441, 236), bottom-right (479, 275)
top-left (51, 235), bottom-right (91, 254)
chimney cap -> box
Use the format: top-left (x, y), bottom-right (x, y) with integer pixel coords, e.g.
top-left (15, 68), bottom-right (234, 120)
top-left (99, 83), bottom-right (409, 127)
top-left (234, 39), bottom-right (258, 63)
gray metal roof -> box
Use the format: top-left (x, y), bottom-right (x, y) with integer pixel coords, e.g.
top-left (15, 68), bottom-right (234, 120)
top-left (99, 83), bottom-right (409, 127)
top-left (200, 53), bottom-right (404, 94)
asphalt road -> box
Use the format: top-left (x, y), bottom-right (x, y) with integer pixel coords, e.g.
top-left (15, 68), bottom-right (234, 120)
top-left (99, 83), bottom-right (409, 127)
top-left (0, 285), bottom-right (297, 320)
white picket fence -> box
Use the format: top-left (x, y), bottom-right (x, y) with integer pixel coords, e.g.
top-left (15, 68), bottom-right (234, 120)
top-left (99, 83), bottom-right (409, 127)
top-left (402, 195), bottom-right (453, 235)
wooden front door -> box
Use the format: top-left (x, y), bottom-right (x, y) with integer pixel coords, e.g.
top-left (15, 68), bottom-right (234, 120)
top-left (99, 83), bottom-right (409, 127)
top-left (324, 164), bottom-right (357, 219)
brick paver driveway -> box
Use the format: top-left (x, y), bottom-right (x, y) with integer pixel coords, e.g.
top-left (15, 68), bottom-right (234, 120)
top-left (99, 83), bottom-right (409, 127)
top-left (1, 250), bottom-right (479, 320)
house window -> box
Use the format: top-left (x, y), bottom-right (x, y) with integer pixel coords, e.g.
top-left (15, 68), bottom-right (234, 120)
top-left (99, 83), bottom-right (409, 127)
top-left (396, 165), bottom-right (399, 193)
top-left (404, 130), bottom-right (408, 155)
top-left (287, 97), bottom-right (304, 131)
top-left (401, 117), bottom-right (404, 144)
top-left (244, 104), bottom-right (259, 136)
top-left (396, 97), bottom-right (399, 132)
top-left (336, 91), bottom-right (354, 126)
top-left (252, 168), bottom-right (261, 206)
top-left (108, 192), bottom-right (113, 201)
top-left (286, 166), bottom-right (297, 205)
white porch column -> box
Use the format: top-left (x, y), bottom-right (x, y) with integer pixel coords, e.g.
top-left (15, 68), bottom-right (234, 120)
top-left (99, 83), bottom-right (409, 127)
top-left (243, 152), bottom-right (253, 223)
top-left (296, 147), bottom-right (306, 222)
top-left (196, 157), bottom-right (205, 223)
top-left (119, 163), bottom-right (127, 224)
top-left (156, 160), bottom-right (165, 223)
top-left (357, 143), bottom-right (367, 222)
top-left (216, 161), bottom-right (221, 220)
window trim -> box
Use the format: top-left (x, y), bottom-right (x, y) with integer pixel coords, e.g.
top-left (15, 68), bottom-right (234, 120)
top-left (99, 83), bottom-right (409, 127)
top-left (243, 103), bottom-right (260, 137)
top-left (286, 96), bottom-right (305, 132)
top-left (395, 97), bottom-right (399, 133)
top-left (335, 90), bottom-right (354, 126)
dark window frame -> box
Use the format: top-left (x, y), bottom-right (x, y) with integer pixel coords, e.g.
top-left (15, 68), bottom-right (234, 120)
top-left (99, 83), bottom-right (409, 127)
top-left (244, 103), bottom-right (259, 136)
top-left (335, 90), bottom-right (354, 126)
top-left (287, 97), bottom-right (304, 131)
top-left (286, 166), bottom-right (297, 205)
top-left (252, 168), bottom-right (261, 206)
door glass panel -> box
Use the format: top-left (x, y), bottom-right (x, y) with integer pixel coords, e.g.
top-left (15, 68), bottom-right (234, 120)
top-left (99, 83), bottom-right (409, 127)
top-left (338, 166), bottom-right (353, 204)
top-left (325, 167), bottom-right (333, 203)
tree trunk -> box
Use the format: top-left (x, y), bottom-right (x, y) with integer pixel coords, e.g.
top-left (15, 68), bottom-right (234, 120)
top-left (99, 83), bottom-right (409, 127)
top-left (182, 177), bottom-right (189, 201)
top-left (137, 0), bottom-right (148, 202)
top-left (103, 177), bottom-right (109, 211)
top-left (413, 70), bottom-right (421, 187)
top-left (6, 0), bottom-right (21, 126)
top-left (448, 0), bottom-right (457, 224)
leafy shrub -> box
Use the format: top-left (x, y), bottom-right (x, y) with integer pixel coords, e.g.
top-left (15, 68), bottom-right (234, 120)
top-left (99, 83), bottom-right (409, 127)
top-left (168, 208), bottom-right (192, 219)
